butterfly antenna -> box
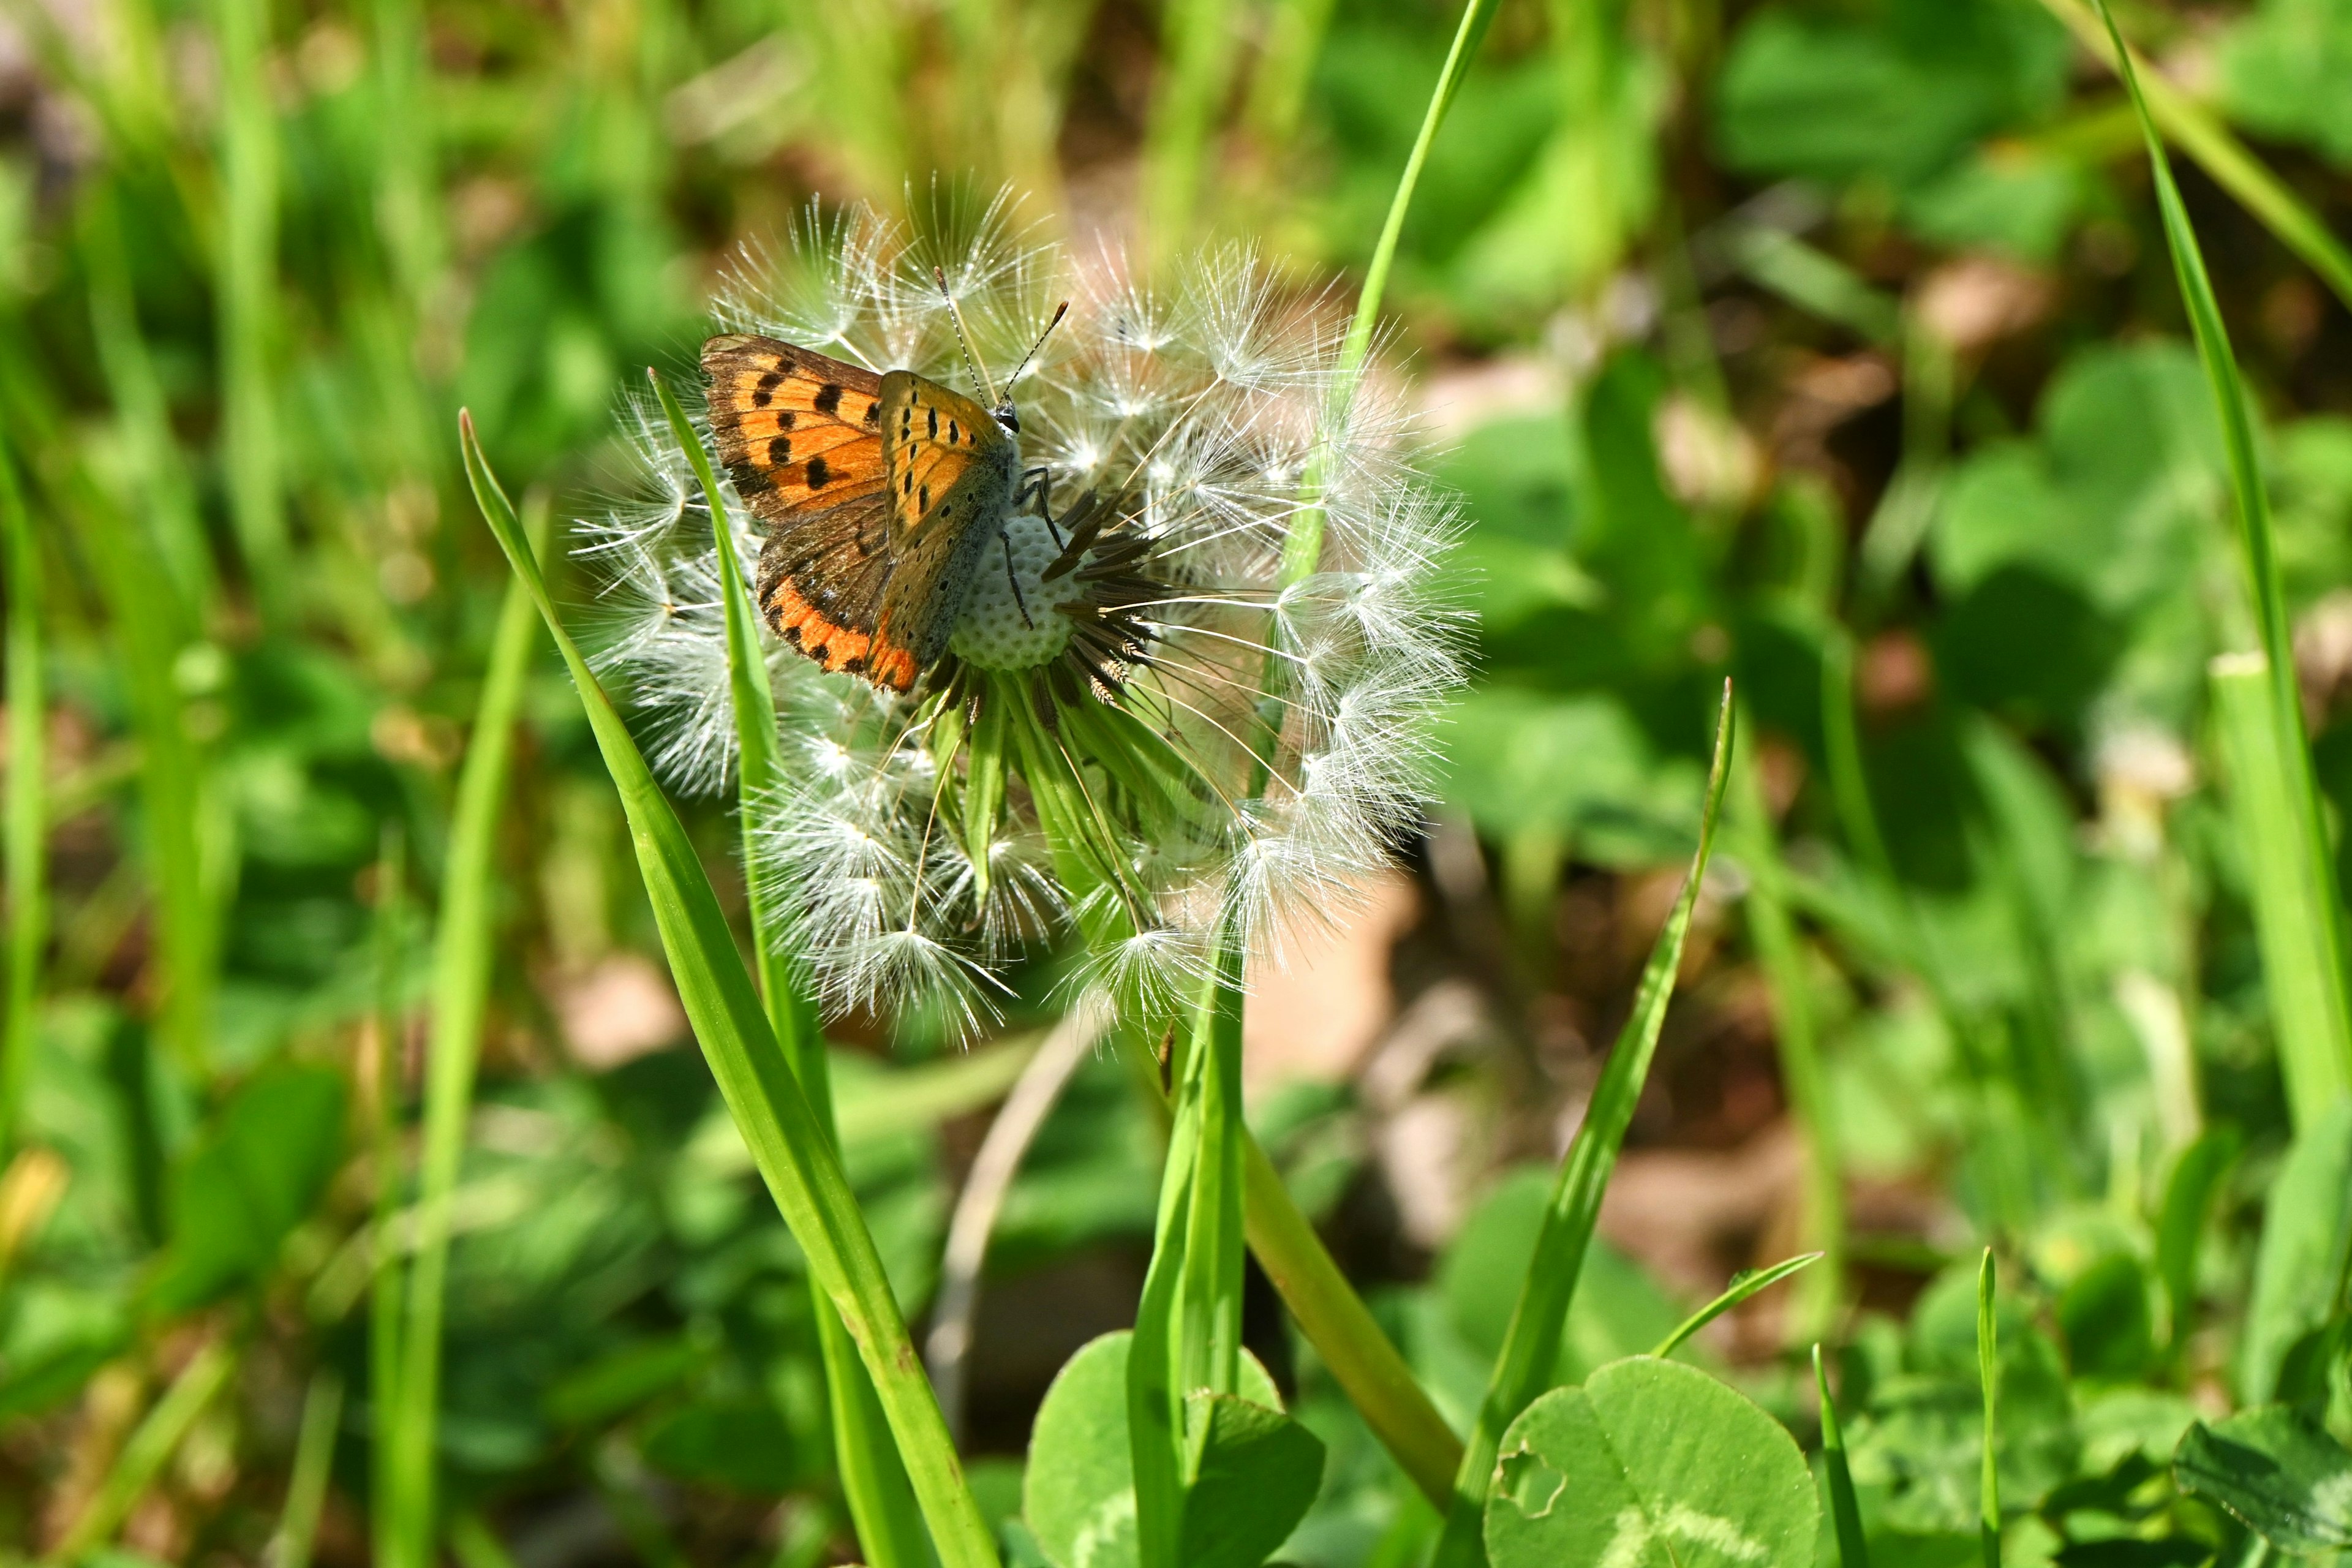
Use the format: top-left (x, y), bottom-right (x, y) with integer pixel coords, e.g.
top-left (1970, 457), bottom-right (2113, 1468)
top-left (934, 265), bottom-right (1000, 407)
top-left (1005, 301), bottom-right (1069, 393)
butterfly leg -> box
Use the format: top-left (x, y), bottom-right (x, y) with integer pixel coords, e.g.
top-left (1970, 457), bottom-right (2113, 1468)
top-left (1001, 529), bottom-right (1036, 629)
top-left (1016, 467), bottom-right (1063, 548)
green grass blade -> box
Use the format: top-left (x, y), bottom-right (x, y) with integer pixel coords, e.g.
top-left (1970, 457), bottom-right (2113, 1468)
top-left (1244, 0), bottom-right (1340, 152)
top-left (1728, 711), bottom-right (1844, 1338)
top-left (459, 412), bottom-right (1000, 1568)
top-left (212, 0), bottom-right (288, 614)
top-left (368, 0), bottom-right (441, 313)
top-left (2039, 0), bottom-right (2352, 314)
top-left (82, 183), bottom-right (216, 617)
top-left (272, 1370), bottom-right (344, 1568)
top-left (1430, 685), bottom-right (1735, 1568)
top-left (643, 371), bottom-right (825, 1099)
top-left (77, 472), bottom-right (217, 1081)
top-left (385, 493), bottom-right (546, 1568)
top-left (1814, 1345), bottom-right (1871, 1568)
top-left (448, 1512), bottom-right (522, 1568)
top-left (2211, 657), bottom-right (2352, 1123)
top-left (45, 1339), bottom-right (236, 1564)
top-left (1141, 0), bottom-right (1244, 258)
top-left (1280, 0), bottom-right (1505, 586)
top-left (1978, 1249), bottom-right (2000, 1568)
top-left (2157, 1126), bottom-right (2241, 1361)
top-left (648, 369), bottom-right (927, 1568)
top-left (1651, 1253), bottom-right (1823, 1361)
top-left (369, 830), bottom-right (410, 1568)
top-left (2094, 0), bottom-right (2352, 1129)
top-left (1, 440), bottom-right (43, 1156)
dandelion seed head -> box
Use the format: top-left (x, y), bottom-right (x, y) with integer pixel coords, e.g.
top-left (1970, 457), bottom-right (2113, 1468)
top-left (582, 192), bottom-right (1463, 1035)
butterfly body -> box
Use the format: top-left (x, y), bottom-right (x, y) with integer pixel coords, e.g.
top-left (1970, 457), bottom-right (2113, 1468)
top-left (703, 333), bottom-right (1022, 693)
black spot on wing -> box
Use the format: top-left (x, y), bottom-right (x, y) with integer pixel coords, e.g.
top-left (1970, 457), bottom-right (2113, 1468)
top-left (927, 407), bottom-right (938, 438)
top-left (753, 371), bottom-right (781, 408)
top-left (768, 435), bottom-right (791, 467)
top-left (807, 454), bottom-right (832, 489)
top-left (814, 383), bottom-right (843, 415)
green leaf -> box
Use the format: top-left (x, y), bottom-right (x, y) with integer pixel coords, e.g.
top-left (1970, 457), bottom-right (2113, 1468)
top-left (2237, 1097), bottom-right (2352, 1403)
top-left (1714, 0), bottom-right (2067, 190)
top-left (641, 1398), bottom-right (807, 1496)
top-left (1439, 690), bottom-right (1705, 866)
top-left (1180, 1393), bottom-right (1327, 1568)
top-left (150, 1063), bottom-right (346, 1312)
top-left (2217, 0), bottom-right (2352, 168)
top-left (2054, 1253), bottom-right (2155, 1384)
top-left (1480, 1357), bottom-right (1819, 1568)
top-left (1022, 1331), bottom-right (1294, 1568)
top-left (2174, 1406), bottom-right (2352, 1553)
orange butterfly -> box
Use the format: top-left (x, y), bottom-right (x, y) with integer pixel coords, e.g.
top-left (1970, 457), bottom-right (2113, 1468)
top-left (701, 304), bottom-right (1069, 694)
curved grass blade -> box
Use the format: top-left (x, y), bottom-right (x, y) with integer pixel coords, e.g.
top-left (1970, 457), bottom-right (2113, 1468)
top-left (1651, 1253), bottom-right (1823, 1361)
top-left (214, 0), bottom-right (288, 616)
top-left (43, 1340), bottom-right (236, 1564)
top-left (647, 369), bottom-right (928, 1568)
top-left (1430, 685), bottom-right (1735, 1568)
top-left (368, 829), bottom-right (410, 1568)
top-left (271, 1370), bottom-right (344, 1568)
top-left (2039, 0), bottom-right (2352, 313)
top-left (459, 413), bottom-right (1000, 1568)
top-left (1815, 1344), bottom-right (1871, 1568)
top-left (1978, 1249), bottom-right (2001, 1568)
top-left (1281, 0), bottom-right (1505, 583)
top-left (385, 496), bottom-right (546, 1568)
top-left (1729, 709), bottom-right (1843, 1336)
top-left (1, 440), bottom-right (42, 1156)
top-left (2092, 0), bottom-right (2352, 1128)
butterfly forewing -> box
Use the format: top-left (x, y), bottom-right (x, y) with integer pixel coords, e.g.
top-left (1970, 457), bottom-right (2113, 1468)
top-left (870, 371), bottom-right (1016, 671)
top-left (702, 333), bottom-right (1016, 693)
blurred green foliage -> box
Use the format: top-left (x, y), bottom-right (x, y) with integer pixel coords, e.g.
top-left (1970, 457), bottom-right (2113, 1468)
top-left (1, 0), bottom-right (2351, 1562)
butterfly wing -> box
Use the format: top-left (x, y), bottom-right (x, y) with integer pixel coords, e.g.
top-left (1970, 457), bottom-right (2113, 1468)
top-left (703, 334), bottom-right (1013, 692)
top-left (870, 369), bottom-right (1017, 676)
top-left (704, 334), bottom-right (907, 682)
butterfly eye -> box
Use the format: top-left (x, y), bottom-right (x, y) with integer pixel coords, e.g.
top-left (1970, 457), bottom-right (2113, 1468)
top-left (993, 403), bottom-right (1020, 434)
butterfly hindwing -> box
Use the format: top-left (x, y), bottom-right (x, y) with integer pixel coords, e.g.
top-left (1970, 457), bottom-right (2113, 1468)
top-left (702, 333), bottom-right (1017, 693)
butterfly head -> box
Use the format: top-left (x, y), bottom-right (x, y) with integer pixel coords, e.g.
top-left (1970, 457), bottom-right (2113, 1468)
top-left (992, 399), bottom-right (1020, 435)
